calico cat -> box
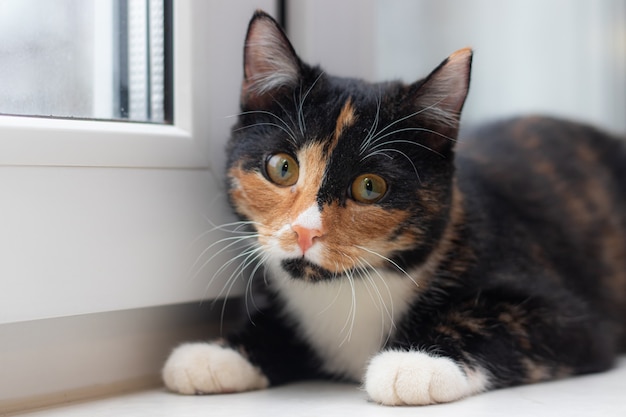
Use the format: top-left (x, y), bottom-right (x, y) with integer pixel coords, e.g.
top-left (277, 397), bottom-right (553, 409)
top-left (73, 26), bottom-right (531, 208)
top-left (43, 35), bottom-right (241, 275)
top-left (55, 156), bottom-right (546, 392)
top-left (162, 11), bottom-right (626, 405)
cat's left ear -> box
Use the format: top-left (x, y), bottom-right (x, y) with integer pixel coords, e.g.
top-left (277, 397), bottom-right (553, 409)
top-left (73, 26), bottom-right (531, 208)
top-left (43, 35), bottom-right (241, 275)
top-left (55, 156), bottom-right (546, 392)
top-left (241, 11), bottom-right (302, 109)
top-left (411, 48), bottom-right (473, 151)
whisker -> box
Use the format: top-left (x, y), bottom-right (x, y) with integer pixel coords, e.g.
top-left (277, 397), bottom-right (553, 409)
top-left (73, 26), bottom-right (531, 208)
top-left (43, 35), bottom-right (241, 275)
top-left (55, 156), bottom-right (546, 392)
top-left (296, 72), bottom-right (325, 135)
top-left (187, 233), bottom-right (260, 284)
top-left (186, 219), bottom-right (257, 255)
top-left (361, 108), bottom-right (428, 153)
top-left (339, 270), bottom-right (358, 347)
top-left (366, 135), bottom-right (445, 157)
top-left (362, 147), bottom-right (422, 184)
top-left (357, 257), bottom-right (397, 347)
top-left (368, 128), bottom-right (454, 155)
top-left (355, 245), bottom-right (419, 288)
top-left (360, 92), bottom-right (382, 153)
top-left (356, 262), bottom-right (391, 346)
top-left (234, 122), bottom-right (298, 147)
top-left (208, 245), bottom-right (267, 331)
top-left (317, 267), bottom-right (345, 316)
top-left (242, 252), bottom-right (271, 325)
top-left (234, 110), bottom-right (298, 140)
top-left (360, 96), bottom-right (459, 156)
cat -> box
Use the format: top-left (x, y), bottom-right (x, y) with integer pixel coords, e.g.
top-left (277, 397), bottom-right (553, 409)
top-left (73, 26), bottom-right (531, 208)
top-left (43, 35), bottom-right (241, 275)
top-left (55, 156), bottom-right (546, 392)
top-left (162, 10), bottom-right (626, 405)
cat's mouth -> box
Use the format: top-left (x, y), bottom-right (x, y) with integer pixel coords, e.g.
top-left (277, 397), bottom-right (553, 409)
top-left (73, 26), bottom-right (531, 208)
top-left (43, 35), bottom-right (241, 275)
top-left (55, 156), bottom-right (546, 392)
top-left (281, 258), bottom-right (339, 282)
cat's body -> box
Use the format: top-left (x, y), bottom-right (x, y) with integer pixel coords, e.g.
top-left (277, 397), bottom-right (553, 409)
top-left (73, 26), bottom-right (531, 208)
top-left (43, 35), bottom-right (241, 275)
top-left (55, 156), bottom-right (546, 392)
top-left (162, 11), bottom-right (626, 405)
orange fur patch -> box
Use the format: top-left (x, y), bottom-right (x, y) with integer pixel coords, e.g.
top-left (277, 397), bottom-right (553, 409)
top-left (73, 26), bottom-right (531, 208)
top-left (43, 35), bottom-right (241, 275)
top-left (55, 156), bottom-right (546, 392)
top-left (327, 98), bottom-right (357, 156)
top-left (318, 202), bottom-right (416, 272)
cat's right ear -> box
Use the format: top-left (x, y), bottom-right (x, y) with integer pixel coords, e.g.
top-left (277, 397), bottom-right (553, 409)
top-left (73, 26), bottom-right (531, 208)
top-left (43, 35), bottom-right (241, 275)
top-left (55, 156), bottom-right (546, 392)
top-left (241, 11), bottom-right (301, 109)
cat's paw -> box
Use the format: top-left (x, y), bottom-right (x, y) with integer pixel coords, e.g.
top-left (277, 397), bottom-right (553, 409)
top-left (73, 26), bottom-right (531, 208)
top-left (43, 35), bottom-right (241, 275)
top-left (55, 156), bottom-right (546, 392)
top-left (162, 342), bottom-right (269, 395)
top-left (364, 350), bottom-right (487, 406)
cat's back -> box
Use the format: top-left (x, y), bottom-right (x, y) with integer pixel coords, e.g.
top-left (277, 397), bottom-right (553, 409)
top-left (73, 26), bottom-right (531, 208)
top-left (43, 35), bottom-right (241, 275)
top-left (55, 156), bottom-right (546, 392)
top-left (455, 116), bottom-right (626, 346)
top-left (457, 117), bottom-right (626, 199)
top-left (456, 116), bottom-right (626, 231)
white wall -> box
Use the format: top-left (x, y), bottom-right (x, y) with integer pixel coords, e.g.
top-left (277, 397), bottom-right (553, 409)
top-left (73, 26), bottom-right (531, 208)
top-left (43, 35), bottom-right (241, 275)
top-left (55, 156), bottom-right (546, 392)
top-left (289, 0), bottom-right (626, 134)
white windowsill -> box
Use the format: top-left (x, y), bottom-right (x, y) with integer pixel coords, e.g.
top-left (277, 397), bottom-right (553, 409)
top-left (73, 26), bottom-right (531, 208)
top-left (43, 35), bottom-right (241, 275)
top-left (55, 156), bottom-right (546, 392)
top-left (10, 357), bottom-right (626, 417)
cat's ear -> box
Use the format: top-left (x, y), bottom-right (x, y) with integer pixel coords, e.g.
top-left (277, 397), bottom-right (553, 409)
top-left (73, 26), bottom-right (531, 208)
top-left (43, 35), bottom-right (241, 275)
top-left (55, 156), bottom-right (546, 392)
top-left (241, 11), bottom-right (301, 108)
top-left (411, 48), bottom-right (473, 151)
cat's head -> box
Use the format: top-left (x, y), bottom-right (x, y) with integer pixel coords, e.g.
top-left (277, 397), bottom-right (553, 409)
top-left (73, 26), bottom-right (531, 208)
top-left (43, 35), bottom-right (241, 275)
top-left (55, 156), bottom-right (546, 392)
top-left (226, 11), bottom-right (471, 282)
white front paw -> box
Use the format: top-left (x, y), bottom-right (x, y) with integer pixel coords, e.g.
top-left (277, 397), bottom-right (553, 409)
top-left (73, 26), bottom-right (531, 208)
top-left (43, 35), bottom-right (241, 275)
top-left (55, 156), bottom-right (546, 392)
top-left (162, 342), bottom-right (269, 395)
top-left (364, 350), bottom-right (483, 405)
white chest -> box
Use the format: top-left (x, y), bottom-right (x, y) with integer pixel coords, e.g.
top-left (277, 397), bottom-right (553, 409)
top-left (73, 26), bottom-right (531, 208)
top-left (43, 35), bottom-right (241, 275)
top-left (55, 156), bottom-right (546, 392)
top-left (269, 265), bottom-right (418, 381)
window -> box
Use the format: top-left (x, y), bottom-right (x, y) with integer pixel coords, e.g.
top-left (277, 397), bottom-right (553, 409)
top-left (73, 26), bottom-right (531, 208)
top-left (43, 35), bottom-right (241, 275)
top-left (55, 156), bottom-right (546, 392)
top-left (0, 0), bottom-right (171, 123)
top-left (0, 0), bottom-right (276, 410)
top-left (0, 0), bottom-right (280, 324)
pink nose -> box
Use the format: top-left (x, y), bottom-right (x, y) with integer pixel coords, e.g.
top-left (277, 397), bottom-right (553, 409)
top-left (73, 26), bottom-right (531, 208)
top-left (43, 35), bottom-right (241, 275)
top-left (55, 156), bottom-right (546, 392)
top-left (292, 225), bottom-right (324, 254)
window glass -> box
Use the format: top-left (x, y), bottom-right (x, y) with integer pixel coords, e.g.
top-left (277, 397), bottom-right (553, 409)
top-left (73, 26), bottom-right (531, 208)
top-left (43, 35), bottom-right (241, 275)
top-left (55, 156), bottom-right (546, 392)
top-left (0, 0), bottom-right (170, 123)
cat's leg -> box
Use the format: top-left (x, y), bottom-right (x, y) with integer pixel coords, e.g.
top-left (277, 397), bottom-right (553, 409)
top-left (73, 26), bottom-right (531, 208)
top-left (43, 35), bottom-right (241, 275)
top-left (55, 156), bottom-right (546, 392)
top-left (162, 305), bottom-right (320, 395)
top-left (364, 290), bottom-right (615, 405)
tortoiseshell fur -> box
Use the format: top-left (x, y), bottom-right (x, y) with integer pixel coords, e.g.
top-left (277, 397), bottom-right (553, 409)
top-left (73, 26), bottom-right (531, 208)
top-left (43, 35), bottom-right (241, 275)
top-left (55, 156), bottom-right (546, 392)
top-left (162, 11), bottom-right (626, 405)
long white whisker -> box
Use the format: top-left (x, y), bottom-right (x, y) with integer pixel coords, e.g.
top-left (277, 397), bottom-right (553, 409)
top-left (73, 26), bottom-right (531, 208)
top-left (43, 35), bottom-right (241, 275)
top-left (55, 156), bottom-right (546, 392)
top-left (360, 96), bottom-right (458, 155)
top-left (233, 110), bottom-right (298, 140)
top-left (188, 233), bottom-right (260, 284)
top-left (205, 245), bottom-right (262, 333)
top-left (234, 122), bottom-right (298, 146)
top-left (368, 128), bottom-right (454, 156)
top-left (244, 252), bottom-right (271, 322)
top-left (339, 271), bottom-right (358, 347)
top-left (188, 219), bottom-right (259, 253)
top-left (360, 93), bottom-right (382, 153)
top-left (361, 108), bottom-right (428, 153)
top-left (317, 270), bottom-right (345, 316)
top-left (362, 147), bottom-right (422, 184)
top-left (230, 109), bottom-right (300, 147)
top-left (206, 245), bottom-right (262, 298)
top-left (355, 245), bottom-right (419, 288)
top-left (355, 259), bottom-right (390, 346)
top-left (296, 72), bottom-right (325, 135)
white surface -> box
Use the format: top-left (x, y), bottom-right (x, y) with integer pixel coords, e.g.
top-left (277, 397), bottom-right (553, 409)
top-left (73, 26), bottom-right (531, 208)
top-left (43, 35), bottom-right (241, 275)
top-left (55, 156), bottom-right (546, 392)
top-left (14, 357), bottom-right (626, 417)
top-left (0, 303), bottom-right (228, 404)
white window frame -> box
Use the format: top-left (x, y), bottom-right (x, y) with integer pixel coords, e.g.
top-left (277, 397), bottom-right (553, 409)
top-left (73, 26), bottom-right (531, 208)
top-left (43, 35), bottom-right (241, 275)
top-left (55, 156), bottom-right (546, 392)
top-left (0, 0), bottom-right (276, 325)
top-left (0, 1), bottom-right (276, 409)
top-left (0, 2), bottom-right (204, 168)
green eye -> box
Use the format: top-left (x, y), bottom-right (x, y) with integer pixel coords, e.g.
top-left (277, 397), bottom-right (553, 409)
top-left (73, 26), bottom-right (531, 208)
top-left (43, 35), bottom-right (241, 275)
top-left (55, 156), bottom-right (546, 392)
top-left (351, 174), bottom-right (387, 204)
top-left (266, 153), bottom-right (299, 186)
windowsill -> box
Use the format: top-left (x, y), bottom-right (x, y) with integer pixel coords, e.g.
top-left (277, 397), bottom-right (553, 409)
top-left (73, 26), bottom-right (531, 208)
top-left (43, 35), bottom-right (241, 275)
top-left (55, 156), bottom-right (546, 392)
top-left (10, 356), bottom-right (626, 417)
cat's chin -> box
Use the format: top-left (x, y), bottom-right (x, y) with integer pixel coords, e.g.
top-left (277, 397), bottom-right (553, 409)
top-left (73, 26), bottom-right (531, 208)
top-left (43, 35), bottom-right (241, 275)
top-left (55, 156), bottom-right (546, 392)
top-left (280, 258), bottom-right (339, 282)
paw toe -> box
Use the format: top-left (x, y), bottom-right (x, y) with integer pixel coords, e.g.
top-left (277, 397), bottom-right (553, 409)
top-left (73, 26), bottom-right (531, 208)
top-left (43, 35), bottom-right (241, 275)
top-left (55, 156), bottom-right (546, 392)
top-left (364, 350), bottom-right (476, 406)
top-left (162, 342), bottom-right (269, 395)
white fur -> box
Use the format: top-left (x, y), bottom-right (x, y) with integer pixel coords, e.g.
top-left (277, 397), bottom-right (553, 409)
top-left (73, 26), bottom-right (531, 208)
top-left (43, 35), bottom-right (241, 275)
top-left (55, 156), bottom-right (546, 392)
top-left (268, 262), bottom-right (418, 381)
top-left (291, 204), bottom-right (322, 231)
top-left (162, 343), bottom-right (269, 395)
top-left (364, 350), bottom-right (490, 405)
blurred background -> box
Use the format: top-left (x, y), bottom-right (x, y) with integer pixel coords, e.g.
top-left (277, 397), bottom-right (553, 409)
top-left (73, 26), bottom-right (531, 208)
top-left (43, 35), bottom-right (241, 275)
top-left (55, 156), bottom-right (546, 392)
top-left (288, 0), bottom-right (626, 133)
top-left (1, 0), bottom-right (624, 132)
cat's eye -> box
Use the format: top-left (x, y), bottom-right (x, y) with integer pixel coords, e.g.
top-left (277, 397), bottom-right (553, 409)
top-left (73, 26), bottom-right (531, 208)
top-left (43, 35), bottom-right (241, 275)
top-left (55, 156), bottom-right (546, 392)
top-left (265, 153), bottom-right (299, 187)
top-left (351, 174), bottom-right (387, 204)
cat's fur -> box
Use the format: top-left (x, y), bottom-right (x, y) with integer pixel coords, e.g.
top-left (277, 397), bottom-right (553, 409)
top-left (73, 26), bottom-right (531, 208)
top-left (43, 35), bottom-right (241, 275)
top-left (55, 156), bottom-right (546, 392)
top-left (162, 11), bottom-right (626, 405)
